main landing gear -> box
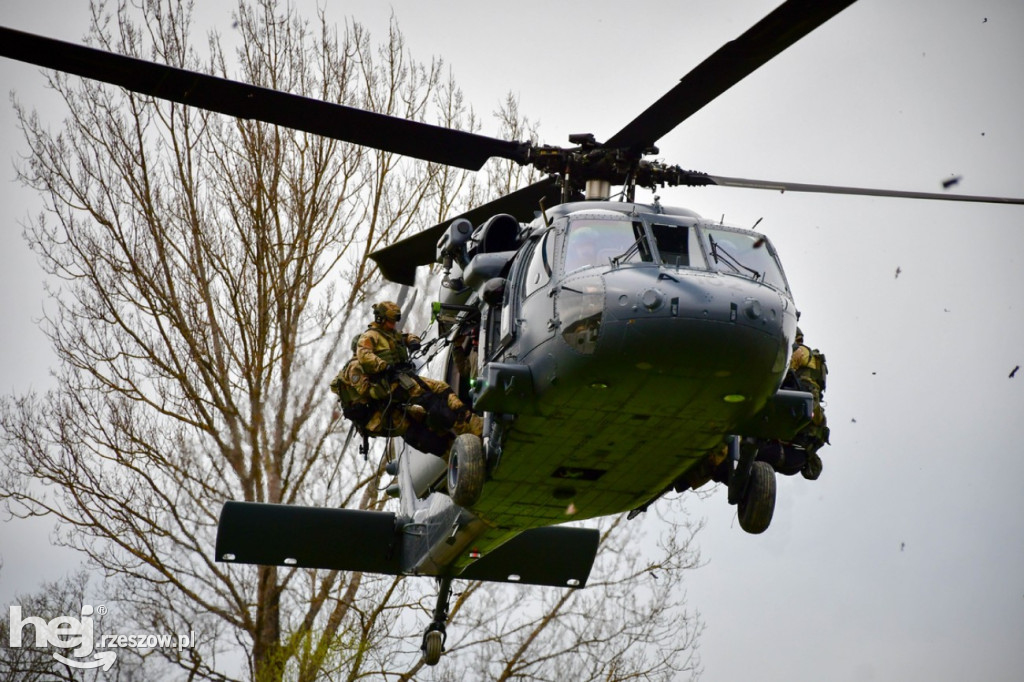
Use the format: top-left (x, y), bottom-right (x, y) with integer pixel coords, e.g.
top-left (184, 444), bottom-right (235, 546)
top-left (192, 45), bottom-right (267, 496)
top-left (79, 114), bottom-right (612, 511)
top-left (421, 576), bottom-right (454, 666)
top-left (447, 433), bottom-right (485, 507)
top-left (727, 437), bottom-right (777, 534)
top-left (419, 435), bottom-right (485, 665)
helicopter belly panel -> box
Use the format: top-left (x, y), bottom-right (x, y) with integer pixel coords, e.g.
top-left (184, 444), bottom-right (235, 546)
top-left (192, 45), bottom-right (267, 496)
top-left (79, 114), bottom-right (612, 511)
top-left (472, 306), bottom-right (789, 529)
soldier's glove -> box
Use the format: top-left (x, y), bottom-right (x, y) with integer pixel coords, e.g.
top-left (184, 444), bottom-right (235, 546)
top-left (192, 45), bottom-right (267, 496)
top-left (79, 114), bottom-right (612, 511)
top-left (407, 339), bottom-right (422, 352)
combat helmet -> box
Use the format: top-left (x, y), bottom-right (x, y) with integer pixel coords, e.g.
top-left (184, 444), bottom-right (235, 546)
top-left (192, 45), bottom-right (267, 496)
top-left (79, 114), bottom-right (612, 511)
top-left (373, 300), bottom-right (402, 323)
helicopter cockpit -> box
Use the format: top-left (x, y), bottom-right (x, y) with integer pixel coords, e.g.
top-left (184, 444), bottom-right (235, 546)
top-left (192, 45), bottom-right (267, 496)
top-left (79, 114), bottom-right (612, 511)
top-left (437, 205), bottom-right (796, 413)
top-left (556, 211), bottom-right (789, 295)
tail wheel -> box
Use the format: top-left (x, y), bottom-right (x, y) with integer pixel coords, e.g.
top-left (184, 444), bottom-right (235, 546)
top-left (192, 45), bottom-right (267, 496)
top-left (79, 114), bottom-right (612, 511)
top-left (423, 629), bottom-right (444, 666)
top-left (738, 461), bottom-right (776, 534)
top-left (448, 433), bottom-right (485, 507)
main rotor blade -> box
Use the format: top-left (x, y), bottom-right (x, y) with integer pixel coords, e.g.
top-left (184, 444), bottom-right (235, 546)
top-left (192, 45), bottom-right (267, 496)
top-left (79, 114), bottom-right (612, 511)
top-left (605, 0), bottom-right (857, 151)
top-left (0, 26), bottom-right (528, 170)
top-left (370, 177), bottom-right (563, 285)
top-left (704, 174), bottom-right (1024, 205)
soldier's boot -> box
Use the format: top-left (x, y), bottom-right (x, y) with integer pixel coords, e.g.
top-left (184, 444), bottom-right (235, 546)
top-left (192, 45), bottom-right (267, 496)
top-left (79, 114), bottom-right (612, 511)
top-left (441, 389), bottom-right (482, 438)
top-left (453, 412), bottom-right (483, 438)
top-left (403, 420), bottom-right (452, 457)
top-left (797, 426), bottom-right (826, 480)
top-left (801, 449), bottom-right (823, 480)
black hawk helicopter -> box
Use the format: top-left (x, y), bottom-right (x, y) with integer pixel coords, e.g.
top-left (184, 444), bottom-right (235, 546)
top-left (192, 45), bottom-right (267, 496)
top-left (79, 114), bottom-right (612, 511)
top-left (4, 0), bottom-right (1023, 666)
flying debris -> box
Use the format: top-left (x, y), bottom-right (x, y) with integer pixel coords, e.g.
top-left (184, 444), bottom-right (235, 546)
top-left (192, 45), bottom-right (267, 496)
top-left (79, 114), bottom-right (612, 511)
top-left (1011, 366), bottom-right (1020, 379)
top-left (895, 266), bottom-right (902, 279)
top-left (942, 175), bottom-right (962, 189)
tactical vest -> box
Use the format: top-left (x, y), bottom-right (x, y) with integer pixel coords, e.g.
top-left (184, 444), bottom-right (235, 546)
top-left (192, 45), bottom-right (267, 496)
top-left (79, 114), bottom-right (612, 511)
top-left (362, 327), bottom-right (410, 366)
top-left (795, 345), bottom-right (828, 393)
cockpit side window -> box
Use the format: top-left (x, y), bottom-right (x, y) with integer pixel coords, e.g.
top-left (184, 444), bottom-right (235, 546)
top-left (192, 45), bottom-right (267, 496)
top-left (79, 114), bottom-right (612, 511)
top-left (650, 223), bottom-right (706, 268)
top-left (523, 232), bottom-right (551, 298)
top-left (563, 219), bottom-right (651, 273)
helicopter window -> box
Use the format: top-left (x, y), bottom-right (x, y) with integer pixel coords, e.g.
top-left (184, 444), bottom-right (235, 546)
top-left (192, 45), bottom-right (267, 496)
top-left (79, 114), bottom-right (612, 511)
top-left (650, 223), bottom-right (705, 268)
top-left (563, 219), bottom-right (651, 273)
top-left (524, 232), bottom-right (551, 298)
top-left (559, 283), bottom-right (603, 355)
top-left (702, 227), bottom-right (789, 292)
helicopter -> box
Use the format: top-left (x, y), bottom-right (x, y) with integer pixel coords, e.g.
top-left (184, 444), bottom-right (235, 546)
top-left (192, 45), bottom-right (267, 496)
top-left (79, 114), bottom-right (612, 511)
top-left (3, 0), bottom-right (1023, 668)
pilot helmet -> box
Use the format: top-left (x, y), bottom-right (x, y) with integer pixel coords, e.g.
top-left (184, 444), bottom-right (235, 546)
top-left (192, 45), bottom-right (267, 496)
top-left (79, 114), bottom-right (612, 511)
top-left (373, 301), bottom-right (402, 323)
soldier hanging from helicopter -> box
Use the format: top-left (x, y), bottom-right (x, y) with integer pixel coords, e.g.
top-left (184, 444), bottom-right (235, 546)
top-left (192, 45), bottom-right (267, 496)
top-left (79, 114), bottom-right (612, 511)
top-left (331, 301), bottom-right (482, 457)
top-left (789, 326), bottom-right (829, 477)
top-left (757, 326), bottom-right (830, 479)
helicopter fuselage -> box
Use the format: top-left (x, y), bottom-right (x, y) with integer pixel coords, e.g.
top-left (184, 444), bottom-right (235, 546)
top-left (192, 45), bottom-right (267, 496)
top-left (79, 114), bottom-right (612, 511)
top-left (403, 201), bottom-right (801, 577)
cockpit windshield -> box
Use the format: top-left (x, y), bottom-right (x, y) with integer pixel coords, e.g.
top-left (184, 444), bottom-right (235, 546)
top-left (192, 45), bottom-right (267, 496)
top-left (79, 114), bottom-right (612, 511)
top-left (563, 218), bottom-right (652, 273)
top-left (559, 214), bottom-right (788, 292)
top-left (702, 227), bottom-right (789, 292)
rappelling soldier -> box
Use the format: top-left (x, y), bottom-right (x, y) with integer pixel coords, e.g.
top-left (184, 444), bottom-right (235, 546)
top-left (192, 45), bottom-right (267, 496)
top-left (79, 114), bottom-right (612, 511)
top-left (331, 349), bottom-right (416, 442)
top-left (753, 327), bottom-right (830, 479)
top-left (332, 301), bottom-right (482, 457)
top-left (788, 327), bottom-right (829, 479)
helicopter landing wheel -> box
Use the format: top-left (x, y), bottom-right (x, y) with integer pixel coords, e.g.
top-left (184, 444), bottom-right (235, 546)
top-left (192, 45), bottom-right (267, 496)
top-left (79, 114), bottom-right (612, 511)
top-left (423, 629), bottom-right (444, 666)
top-left (448, 433), bottom-right (485, 507)
top-left (738, 461), bottom-right (776, 534)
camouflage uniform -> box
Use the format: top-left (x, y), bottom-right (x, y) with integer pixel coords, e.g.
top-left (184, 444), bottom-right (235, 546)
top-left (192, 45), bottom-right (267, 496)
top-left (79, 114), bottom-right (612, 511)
top-left (753, 329), bottom-right (830, 479)
top-left (331, 355), bottom-right (410, 436)
top-left (334, 301), bottom-right (482, 457)
top-left (788, 328), bottom-right (829, 478)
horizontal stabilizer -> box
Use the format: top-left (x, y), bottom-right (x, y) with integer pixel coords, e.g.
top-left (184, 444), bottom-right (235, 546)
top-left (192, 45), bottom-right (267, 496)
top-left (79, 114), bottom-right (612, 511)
top-left (216, 501), bottom-right (402, 574)
top-left (460, 525), bottom-right (601, 588)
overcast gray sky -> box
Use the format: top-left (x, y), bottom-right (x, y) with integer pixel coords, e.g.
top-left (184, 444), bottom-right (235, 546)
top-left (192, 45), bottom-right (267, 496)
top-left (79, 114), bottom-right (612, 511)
top-left (2, 1), bottom-right (1023, 680)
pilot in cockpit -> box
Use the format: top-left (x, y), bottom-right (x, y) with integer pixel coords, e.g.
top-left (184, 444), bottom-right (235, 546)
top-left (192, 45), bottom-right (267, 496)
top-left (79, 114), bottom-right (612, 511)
top-left (564, 226), bottom-right (600, 273)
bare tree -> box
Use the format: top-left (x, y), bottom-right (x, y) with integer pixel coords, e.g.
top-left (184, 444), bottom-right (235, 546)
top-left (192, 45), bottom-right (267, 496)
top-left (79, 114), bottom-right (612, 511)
top-left (1, 2), bottom-right (703, 680)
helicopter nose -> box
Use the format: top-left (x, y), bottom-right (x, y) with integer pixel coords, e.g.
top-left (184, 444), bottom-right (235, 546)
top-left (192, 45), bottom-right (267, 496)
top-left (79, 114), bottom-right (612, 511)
top-left (582, 268), bottom-right (793, 392)
top-left (602, 269), bottom-right (788, 331)
top-left (514, 267), bottom-right (795, 425)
